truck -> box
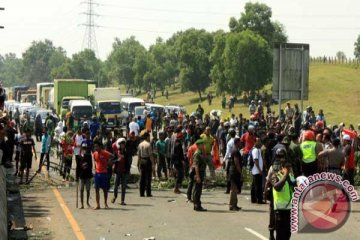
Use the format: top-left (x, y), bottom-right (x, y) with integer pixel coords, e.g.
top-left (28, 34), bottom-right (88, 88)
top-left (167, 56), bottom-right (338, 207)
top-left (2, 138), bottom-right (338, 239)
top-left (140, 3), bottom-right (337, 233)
top-left (20, 89), bottom-right (37, 103)
top-left (93, 87), bottom-right (122, 128)
top-left (12, 85), bottom-right (29, 102)
top-left (53, 79), bottom-right (97, 119)
top-left (36, 82), bottom-right (54, 107)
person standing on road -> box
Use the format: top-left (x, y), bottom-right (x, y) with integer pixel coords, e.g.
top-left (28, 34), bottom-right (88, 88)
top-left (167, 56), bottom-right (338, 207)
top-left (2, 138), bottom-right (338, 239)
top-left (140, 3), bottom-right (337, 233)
top-left (240, 125), bottom-right (256, 167)
top-left (19, 129), bottom-right (37, 184)
top-left (73, 128), bottom-right (84, 182)
top-left (6, 120), bottom-right (17, 164)
top-left (78, 143), bottom-right (93, 209)
top-left (37, 127), bottom-right (51, 173)
top-left (264, 148), bottom-right (285, 240)
top-left (250, 137), bottom-right (265, 204)
top-left (229, 137), bottom-right (242, 211)
top-left (61, 130), bottom-right (74, 181)
top-left (111, 138), bottom-right (130, 205)
top-left (129, 117), bottom-right (140, 137)
top-left (172, 136), bottom-right (185, 194)
top-left (342, 134), bottom-right (356, 186)
top-left (137, 132), bottom-right (154, 197)
top-left (93, 141), bottom-right (114, 209)
top-left (271, 159), bottom-right (295, 240)
top-left (186, 139), bottom-right (198, 202)
top-left (224, 129), bottom-right (237, 194)
top-left (156, 131), bottom-right (168, 180)
top-left (200, 126), bottom-right (215, 178)
top-left (300, 130), bottom-right (322, 176)
top-left (192, 139), bottom-right (207, 211)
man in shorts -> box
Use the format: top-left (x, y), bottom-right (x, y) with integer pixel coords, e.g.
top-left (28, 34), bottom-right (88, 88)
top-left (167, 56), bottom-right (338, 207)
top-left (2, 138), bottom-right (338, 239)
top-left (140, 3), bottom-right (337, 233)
top-left (19, 129), bottom-right (37, 184)
top-left (93, 141), bottom-right (114, 209)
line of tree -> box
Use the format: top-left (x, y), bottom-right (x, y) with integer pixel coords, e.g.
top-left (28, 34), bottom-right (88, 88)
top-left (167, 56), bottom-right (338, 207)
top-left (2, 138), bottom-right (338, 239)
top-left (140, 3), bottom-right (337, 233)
top-left (0, 2), bottom-right (289, 100)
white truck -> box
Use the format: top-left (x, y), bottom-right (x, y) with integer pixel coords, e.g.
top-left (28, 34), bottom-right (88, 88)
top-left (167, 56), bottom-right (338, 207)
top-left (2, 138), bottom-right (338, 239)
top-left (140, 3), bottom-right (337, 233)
top-left (93, 87), bottom-right (122, 128)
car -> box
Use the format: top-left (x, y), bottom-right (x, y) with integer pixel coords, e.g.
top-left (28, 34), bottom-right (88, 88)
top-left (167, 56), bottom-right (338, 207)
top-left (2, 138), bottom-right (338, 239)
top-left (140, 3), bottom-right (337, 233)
top-left (36, 109), bottom-right (53, 125)
top-left (145, 103), bottom-right (165, 115)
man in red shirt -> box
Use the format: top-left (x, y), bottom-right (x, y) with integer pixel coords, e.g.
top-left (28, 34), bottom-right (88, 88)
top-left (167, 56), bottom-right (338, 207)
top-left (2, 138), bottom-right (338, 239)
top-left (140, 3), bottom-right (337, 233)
top-left (342, 134), bottom-right (355, 186)
top-left (240, 125), bottom-right (256, 166)
top-left (93, 141), bottom-right (114, 209)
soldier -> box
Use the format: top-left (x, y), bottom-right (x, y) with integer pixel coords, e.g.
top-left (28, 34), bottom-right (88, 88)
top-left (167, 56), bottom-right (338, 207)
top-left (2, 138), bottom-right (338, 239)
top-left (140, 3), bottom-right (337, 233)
top-left (192, 139), bottom-right (207, 211)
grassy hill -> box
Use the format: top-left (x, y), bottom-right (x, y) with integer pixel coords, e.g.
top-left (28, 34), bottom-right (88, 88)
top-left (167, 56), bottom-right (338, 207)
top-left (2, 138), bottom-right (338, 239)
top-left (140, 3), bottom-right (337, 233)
top-left (138, 63), bottom-right (360, 126)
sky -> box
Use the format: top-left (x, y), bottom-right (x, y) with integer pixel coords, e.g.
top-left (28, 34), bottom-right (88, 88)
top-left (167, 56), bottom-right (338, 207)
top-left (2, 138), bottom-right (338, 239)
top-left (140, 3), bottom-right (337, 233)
top-left (0, 0), bottom-right (359, 60)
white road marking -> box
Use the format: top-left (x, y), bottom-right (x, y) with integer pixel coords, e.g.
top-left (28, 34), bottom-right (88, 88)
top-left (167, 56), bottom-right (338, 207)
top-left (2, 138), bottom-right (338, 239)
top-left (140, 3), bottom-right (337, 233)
top-left (244, 227), bottom-right (268, 240)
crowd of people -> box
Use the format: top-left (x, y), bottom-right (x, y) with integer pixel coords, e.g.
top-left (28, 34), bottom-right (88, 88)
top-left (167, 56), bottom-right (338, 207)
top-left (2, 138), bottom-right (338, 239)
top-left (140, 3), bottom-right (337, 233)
top-left (1, 98), bottom-right (359, 240)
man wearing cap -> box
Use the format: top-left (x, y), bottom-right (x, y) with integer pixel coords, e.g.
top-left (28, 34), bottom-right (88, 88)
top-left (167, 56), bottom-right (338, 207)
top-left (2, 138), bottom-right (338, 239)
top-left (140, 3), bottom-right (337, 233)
top-left (137, 132), bottom-right (154, 197)
top-left (300, 130), bottom-right (323, 176)
top-left (342, 134), bottom-right (355, 185)
top-left (192, 139), bottom-right (207, 211)
top-left (200, 126), bottom-right (215, 178)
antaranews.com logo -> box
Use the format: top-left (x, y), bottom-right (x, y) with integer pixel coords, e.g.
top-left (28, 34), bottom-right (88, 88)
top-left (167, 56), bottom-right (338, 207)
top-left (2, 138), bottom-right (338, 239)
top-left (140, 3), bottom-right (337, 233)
top-left (291, 172), bottom-right (359, 233)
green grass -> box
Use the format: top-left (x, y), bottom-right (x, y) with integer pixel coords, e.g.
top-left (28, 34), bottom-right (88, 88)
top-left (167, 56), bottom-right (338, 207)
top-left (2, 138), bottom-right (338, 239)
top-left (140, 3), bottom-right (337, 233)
top-left (135, 63), bottom-right (360, 126)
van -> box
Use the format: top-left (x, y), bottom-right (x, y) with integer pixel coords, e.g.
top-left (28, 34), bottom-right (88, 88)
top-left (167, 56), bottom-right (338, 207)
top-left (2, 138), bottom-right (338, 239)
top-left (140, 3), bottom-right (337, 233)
top-left (145, 103), bottom-right (165, 115)
top-left (69, 100), bottom-right (93, 121)
top-left (120, 97), bottom-right (145, 118)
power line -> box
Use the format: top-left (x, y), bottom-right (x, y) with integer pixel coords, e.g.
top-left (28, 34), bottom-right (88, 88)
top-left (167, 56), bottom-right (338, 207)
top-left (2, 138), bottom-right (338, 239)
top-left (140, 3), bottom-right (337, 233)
top-left (99, 15), bottom-right (226, 28)
top-left (81, 0), bottom-right (99, 56)
top-left (98, 3), bottom-right (239, 16)
top-left (0, 7), bottom-right (4, 29)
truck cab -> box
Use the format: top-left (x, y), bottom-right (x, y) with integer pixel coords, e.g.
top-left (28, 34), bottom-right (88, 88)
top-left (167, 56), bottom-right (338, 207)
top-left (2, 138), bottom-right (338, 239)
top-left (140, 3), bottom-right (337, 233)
top-left (61, 96), bottom-right (86, 119)
top-left (69, 100), bottom-right (93, 123)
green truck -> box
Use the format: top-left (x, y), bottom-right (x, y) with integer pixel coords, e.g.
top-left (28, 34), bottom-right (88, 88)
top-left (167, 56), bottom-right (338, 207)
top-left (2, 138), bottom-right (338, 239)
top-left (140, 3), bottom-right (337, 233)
top-left (54, 79), bottom-right (97, 119)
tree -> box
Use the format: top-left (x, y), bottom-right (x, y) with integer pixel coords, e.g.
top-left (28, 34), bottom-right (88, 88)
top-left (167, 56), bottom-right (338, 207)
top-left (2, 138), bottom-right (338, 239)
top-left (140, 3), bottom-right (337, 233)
top-left (222, 30), bottom-right (272, 94)
top-left (0, 53), bottom-right (24, 87)
top-left (354, 35), bottom-right (360, 60)
top-left (141, 37), bottom-right (178, 93)
top-left (70, 49), bottom-right (102, 81)
top-left (22, 39), bottom-right (66, 86)
top-left (229, 2), bottom-right (287, 45)
top-left (336, 51), bottom-right (346, 62)
top-left (175, 29), bottom-right (213, 101)
top-left (107, 36), bottom-right (146, 91)
top-left (209, 30), bottom-right (229, 94)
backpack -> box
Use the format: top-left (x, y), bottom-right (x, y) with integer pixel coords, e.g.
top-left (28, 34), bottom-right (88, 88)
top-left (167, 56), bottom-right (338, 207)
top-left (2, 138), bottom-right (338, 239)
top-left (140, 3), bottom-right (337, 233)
top-left (247, 147), bottom-right (259, 170)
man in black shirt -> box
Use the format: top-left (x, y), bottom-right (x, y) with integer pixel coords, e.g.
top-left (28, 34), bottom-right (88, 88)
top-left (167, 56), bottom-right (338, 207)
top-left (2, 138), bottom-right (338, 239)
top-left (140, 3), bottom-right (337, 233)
top-left (19, 129), bottom-right (37, 184)
top-left (229, 138), bottom-right (242, 211)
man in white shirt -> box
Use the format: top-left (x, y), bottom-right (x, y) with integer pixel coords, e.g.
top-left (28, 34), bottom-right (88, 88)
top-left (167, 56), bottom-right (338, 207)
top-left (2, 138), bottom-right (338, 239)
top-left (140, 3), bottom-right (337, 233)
top-left (74, 128), bottom-right (84, 181)
top-left (250, 137), bottom-right (265, 204)
top-left (224, 129), bottom-right (237, 194)
top-left (129, 118), bottom-right (140, 136)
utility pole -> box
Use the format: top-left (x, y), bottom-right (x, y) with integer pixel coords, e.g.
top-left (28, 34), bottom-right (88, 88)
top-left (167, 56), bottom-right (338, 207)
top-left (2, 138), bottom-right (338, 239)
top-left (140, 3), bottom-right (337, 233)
top-left (82, 0), bottom-right (99, 56)
top-left (0, 7), bottom-right (4, 29)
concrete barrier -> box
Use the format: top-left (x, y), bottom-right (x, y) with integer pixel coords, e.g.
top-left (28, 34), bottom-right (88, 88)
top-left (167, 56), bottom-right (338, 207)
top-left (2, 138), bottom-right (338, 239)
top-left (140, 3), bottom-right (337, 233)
top-left (0, 166), bottom-right (8, 239)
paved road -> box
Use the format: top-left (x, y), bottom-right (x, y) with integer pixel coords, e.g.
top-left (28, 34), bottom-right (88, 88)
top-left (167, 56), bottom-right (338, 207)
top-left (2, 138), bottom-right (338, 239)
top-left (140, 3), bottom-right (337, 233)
top-left (17, 142), bottom-right (360, 240)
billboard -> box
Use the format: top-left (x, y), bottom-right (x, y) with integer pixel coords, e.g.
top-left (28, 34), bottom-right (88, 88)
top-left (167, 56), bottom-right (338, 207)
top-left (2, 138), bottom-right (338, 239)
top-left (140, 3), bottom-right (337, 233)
top-left (272, 43), bottom-right (310, 101)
